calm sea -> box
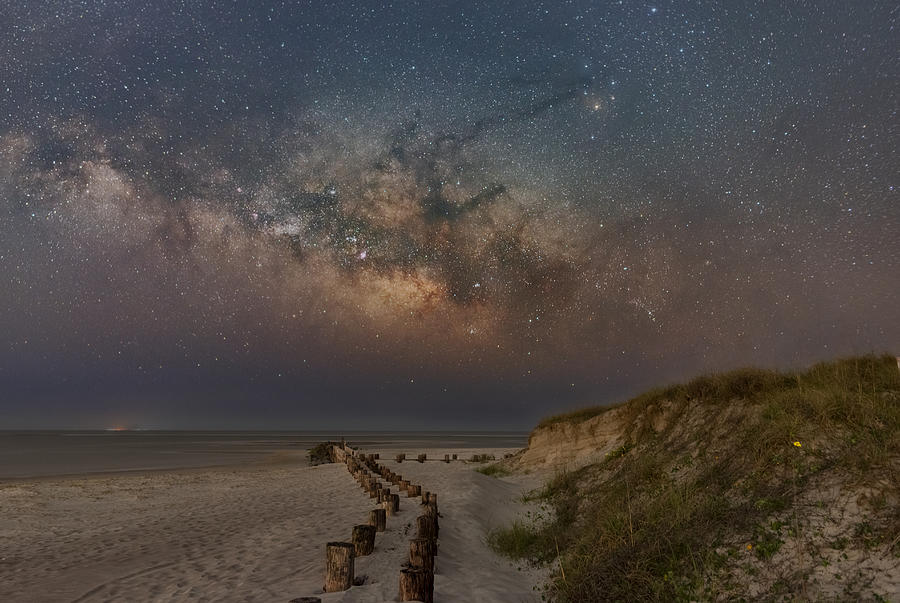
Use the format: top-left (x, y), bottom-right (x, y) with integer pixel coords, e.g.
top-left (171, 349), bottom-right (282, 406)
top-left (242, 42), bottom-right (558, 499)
top-left (0, 431), bottom-right (528, 479)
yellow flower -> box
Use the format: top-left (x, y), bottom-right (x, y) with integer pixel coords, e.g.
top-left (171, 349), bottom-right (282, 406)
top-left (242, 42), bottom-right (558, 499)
top-left (793, 441), bottom-right (802, 448)
top-left (746, 544), bottom-right (753, 550)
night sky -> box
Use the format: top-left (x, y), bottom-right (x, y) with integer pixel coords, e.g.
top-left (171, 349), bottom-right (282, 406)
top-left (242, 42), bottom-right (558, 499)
top-left (1, 1), bottom-right (896, 430)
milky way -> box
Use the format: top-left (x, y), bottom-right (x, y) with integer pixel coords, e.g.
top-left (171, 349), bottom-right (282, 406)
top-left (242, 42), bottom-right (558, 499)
top-left (0, 1), bottom-right (896, 429)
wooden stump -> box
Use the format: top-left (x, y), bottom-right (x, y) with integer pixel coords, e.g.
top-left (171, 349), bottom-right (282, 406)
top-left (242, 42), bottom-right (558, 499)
top-left (409, 538), bottom-right (435, 572)
top-left (408, 484), bottom-right (421, 497)
top-left (423, 504), bottom-right (439, 538)
top-left (382, 499), bottom-right (396, 517)
top-left (352, 524), bottom-right (376, 557)
top-left (399, 566), bottom-right (434, 603)
top-left (324, 542), bottom-right (354, 592)
top-left (369, 508), bottom-right (386, 532)
top-left (398, 479), bottom-right (409, 490)
top-left (421, 491), bottom-right (430, 505)
top-left (416, 514), bottom-right (437, 542)
top-left (381, 493), bottom-right (399, 514)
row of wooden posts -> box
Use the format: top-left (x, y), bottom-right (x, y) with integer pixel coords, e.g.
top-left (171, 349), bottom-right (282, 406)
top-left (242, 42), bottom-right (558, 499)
top-left (394, 452), bottom-right (458, 463)
top-left (322, 443), bottom-right (440, 603)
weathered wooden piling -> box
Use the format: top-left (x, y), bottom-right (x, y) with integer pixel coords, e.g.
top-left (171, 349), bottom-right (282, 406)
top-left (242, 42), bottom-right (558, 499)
top-left (399, 566), bottom-right (434, 603)
top-left (409, 538), bottom-right (435, 572)
top-left (444, 454), bottom-right (450, 463)
top-left (352, 524), bottom-right (376, 557)
top-left (451, 453), bottom-right (457, 460)
top-left (407, 484), bottom-right (421, 497)
top-left (324, 542), bottom-right (354, 592)
top-left (421, 504), bottom-right (439, 539)
top-left (416, 514), bottom-right (437, 542)
top-left (417, 453), bottom-right (426, 463)
top-left (369, 508), bottom-right (386, 532)
top-left (381, 493), bottom-right (399, 515)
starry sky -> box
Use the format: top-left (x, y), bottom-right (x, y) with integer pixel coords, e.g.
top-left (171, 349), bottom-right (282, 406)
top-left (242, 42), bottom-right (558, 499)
top-left (0, 1), bottom-right (897, 430)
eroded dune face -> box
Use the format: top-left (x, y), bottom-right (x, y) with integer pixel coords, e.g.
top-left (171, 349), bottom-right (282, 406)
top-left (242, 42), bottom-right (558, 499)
top-left (515, 408), bottom-right (627, 470)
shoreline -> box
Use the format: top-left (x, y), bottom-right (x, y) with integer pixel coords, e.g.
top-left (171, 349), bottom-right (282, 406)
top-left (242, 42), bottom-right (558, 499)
top-left (0, 449), bottom-right (310, 484)
top-left (0, 431), bottom-right (529, 481)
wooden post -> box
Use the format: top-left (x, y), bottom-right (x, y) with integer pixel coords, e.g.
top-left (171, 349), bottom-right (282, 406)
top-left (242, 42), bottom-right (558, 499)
top-left (352, 524), bottom-right (376, 557)
top-left (398, 479), bottom-right (409, 490)
top-left (396, 454), bottom-right (404, 463)
top-left (416, 514), bottom-right (437, 542)
top-left (373, 453), bottom-right (379, 459)
top-left (451, 453), bottom-right (457, 460)
top-left (421, 491), bottom-right (430, 505)
top-left (382, 499), bottom-right (396, 517)
top-left (409, 538), bottom-right (435, 572)
top-left (422, 504), bottom-right (439, 539)
top-left (408, 484), bottom-right (421, 497)
top-left (417, 453), bottom-right (426, 463)
top-left (381, 493), bottom-right (399, 514)
top-left (444, 454), bottom-right (450, 463)
top-left (370, 508), bottom-right (386, 532)
top-left (399, 566), bottom-right (434, 603)
top-left (428, 492), bottom-right (438, 507)
top-left (324, 542), bottom-right (354, 592)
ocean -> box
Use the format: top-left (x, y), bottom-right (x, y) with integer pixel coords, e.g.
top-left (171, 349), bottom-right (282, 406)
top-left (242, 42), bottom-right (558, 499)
top-left (0, 430), bottom-right (529, 479)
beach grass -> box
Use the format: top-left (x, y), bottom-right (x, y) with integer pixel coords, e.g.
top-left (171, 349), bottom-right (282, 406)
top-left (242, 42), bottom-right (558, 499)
top-left (476, 463), bottom-right (512, 477)
top-left (490, 354), bottom-right (900, 601)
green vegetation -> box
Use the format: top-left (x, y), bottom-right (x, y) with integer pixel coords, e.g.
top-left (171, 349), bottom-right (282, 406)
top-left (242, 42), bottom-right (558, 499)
top-left (534, 405), bottom-right (618, 431)
top-left (490, 354), bottom-right (900, 601)
top-left (476, 463), bottom-right (512, 477)
top-left (487, 519), bottom-right (541, 557)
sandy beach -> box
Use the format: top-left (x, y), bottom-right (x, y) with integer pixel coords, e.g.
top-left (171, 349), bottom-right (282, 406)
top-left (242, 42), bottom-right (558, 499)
top-left (0, 446), bottom-right (543, 602)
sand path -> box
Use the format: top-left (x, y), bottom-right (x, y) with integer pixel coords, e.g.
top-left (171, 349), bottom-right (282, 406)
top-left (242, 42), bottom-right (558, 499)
top-left (1, 448), bottom-right (542, 602)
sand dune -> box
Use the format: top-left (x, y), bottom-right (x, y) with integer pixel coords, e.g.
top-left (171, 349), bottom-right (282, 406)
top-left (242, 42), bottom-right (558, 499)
top-left (0, 448), bottom-right (543, 602)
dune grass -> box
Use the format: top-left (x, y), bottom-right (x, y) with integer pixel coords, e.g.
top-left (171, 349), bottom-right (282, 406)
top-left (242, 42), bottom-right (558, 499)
top-left (490, 354), bottom-right (900, 601)
top-left (476, 463), bottom-right (512, 477)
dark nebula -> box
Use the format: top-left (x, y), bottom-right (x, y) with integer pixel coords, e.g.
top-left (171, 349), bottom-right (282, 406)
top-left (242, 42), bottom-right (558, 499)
top-left (0, 1), bottom-right (896, 429)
